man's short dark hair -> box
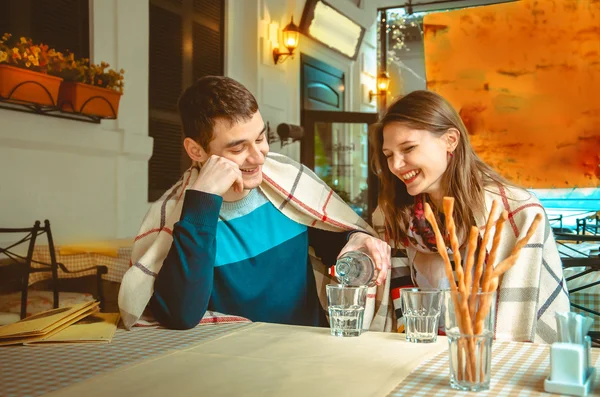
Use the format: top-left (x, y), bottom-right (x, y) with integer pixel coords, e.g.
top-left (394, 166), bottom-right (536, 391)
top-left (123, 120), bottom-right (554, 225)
top-left (178, 76), bottom-right (259, 150)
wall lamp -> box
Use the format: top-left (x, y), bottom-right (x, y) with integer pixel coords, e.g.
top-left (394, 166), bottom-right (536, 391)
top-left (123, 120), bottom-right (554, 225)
top-left (369, 71), bottom-right (391, 102)
top-left (273, 17), bottom-right (300, 65)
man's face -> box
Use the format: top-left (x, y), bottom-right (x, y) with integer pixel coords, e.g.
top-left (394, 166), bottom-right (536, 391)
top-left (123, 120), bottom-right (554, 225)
top-left (205, 111), bottom-right (269, 190)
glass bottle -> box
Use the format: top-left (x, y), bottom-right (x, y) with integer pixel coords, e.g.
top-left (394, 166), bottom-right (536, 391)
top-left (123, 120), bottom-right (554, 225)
top-left (335, 250), bottom-right (378, 287)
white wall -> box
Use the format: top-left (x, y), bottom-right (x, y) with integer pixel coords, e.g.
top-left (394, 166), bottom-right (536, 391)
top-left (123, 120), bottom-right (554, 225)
top-left (0, 0), bottom-right (153, 246)
top-left (1, 0), bottom-right (381, 247)
top-left (226, 0), bottom-right (380, 160)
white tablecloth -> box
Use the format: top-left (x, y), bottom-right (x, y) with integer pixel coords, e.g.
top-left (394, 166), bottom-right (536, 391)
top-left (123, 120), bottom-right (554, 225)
top-left (42, 323), bottom-right (447, 397)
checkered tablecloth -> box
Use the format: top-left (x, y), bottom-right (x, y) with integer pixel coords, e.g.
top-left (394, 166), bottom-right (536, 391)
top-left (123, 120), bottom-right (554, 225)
top-left (388, 341), bottom-right (600, 396)
top-left (571, 294), bottom-right (600, 332)
top-left (564, 268), bottom-right (600, 332)
top-left (0, 322), bottom-right (250, 397)
top-left (29, 244), bottom-right (132, 285)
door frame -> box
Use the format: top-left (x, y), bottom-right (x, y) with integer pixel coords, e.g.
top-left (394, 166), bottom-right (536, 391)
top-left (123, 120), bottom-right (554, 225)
top-left (301, 110), bottom-right (380, 222)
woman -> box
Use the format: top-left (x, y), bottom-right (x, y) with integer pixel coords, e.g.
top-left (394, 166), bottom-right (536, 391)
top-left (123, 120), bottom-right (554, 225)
top-left (371, 90), bottom-right (569, 343)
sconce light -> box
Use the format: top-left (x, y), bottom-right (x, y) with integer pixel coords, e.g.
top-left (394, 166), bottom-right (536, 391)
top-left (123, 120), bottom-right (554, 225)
top-left (369, 71), bottom-right (391, 102)
top-left (273, 17), bottom-right (300, 65)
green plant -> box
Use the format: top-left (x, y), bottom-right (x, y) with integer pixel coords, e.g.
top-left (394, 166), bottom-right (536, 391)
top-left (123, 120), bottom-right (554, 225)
top-left (0, 32), bottom-right (125, 93)
top-left (52, 57), bottom-right (125, 93)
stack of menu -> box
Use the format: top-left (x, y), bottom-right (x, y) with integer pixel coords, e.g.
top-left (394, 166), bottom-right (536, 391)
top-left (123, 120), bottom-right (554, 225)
top-left (0, 301), bottom-right (120, 346)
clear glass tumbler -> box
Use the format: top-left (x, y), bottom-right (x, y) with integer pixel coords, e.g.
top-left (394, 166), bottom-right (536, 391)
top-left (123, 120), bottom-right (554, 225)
top-left (444, 290), bottom-right (497, 392)
top-left (326, 284), bottom-right (368, 337)
top-left (400, 288), bottom-right (443, 343)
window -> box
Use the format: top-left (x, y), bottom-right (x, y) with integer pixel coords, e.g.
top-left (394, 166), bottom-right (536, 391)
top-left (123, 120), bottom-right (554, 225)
top-left (148, 0), bottom-right (224, 202)
top-left (0, 0), bottom-right (89, 58)
top-left (379, 0), bottom-right (599, 222)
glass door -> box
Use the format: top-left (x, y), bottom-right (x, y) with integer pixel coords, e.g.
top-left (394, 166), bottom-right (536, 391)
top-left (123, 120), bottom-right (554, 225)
top-left (302, 111), bottom-right (379, 223)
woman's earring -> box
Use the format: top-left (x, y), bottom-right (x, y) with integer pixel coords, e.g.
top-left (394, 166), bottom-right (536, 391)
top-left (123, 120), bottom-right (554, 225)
top-left (448, 152), bottom-right (454, 159)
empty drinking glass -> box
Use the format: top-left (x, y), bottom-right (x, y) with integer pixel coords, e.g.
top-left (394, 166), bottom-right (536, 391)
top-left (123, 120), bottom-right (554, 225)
top-left (326, 284), bottom-right (368, 337)
top-left (400, 288), bottom-right (443, 343)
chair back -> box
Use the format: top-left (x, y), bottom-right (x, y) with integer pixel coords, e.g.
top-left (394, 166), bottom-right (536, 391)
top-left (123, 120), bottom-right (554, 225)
top-left (0, 220), bottom-right (59, 318)
top-left (556, 231), bottom-right (600, 345)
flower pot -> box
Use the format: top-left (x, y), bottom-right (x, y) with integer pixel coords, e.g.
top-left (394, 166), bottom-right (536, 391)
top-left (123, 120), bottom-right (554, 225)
top-left (0, 64), bottom-right (63, 106)
top-left (58, 82), bottom-right (122, 118)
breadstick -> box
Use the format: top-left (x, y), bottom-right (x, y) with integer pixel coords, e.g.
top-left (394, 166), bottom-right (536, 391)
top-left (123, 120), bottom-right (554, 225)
top-left (469, 200), bottom-right (499, 325)
top-left (425, 202), bottom-right (476, 381)
top-left (474, 276), bottom-right (499, 336)
top-left (491, 257), bottom-right (518, 282)
top-left (424, 203), bottom-right (457, 295)
top-left (463, 226), bottom-right (479, 299)
top-left (480, 210), bottom-right (508, 294)
top-left (443, 198), bottom-right (465, 294)
top-left (442, 198), bottom-right (480, 381)
top-left (473, 209), bottom-right (504, 381)
top-left (475, 213), bottom-right (543, 335)
top-left (467, 202), bottom-right (498, 382)
top-left (487, 276), bottom-right (499, 294)
top-left (491, 213), bottom-right (542, 279)
top-left (474, 279), bottom-right (499, 356)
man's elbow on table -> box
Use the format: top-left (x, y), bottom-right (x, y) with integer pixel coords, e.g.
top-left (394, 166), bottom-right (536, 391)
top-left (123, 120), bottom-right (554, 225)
top-left (149, 295), bottom-right (206, 330)
top-left (161, 313), bottom-right (203, 330)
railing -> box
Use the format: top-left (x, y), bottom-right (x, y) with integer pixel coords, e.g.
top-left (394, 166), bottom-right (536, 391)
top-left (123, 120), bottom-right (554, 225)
top-left (0, 91), bottom-right (116, 124)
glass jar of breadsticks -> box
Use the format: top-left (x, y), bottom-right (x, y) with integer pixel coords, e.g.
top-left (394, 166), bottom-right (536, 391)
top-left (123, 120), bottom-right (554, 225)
top-left (424, 197), bottom-right (543, 392)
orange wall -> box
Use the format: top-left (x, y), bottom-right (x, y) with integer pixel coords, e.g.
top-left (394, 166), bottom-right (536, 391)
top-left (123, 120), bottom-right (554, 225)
top-left (423, 0), bottom-right (600, 188)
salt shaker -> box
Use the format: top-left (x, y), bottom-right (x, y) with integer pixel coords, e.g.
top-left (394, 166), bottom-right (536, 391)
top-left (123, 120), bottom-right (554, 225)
top-left (335, 250), bottom-right (378, 287)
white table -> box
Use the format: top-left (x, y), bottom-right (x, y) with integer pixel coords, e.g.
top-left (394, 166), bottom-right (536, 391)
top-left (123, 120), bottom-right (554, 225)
top-left (5, 322), bottom-right (599, 396)
top-left (41, 323), bottom-right (446, 397)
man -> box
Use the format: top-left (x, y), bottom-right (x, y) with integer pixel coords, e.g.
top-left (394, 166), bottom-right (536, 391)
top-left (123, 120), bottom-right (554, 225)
top-left (118, 76), bottom-right (391, 330)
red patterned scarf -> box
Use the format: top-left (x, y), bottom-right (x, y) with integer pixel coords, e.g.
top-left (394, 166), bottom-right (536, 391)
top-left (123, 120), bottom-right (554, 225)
top-left (406, 194), bottom-right (447, 253)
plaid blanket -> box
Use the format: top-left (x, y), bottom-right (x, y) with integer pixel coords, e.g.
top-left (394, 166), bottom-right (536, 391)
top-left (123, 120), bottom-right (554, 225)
top-left (118, 152), bottom-right (394, 331)
top-left (375, 184), bottom-right (570, 343)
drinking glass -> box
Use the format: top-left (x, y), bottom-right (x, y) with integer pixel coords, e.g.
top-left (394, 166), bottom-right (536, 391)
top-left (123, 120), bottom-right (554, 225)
top-left (444, 290), bottom-right (497, 392)
top-left (400, 288), bottom-right (443, 343)
top-left (326, 284), bottom-right (368, 337)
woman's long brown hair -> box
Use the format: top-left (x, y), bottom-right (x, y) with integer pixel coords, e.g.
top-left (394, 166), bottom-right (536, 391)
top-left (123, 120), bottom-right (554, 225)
top-left (370, 90), bottom-right (512, 248)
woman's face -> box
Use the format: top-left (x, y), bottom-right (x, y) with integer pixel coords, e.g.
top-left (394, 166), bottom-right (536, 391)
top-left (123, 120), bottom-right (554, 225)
top-left (382, 122), bottom-right (450, 198)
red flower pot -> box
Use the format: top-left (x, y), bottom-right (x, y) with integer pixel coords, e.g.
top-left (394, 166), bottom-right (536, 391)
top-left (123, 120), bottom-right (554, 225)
top-left (0, 64), bottom-right (63, 106)
top-left (58, 82), bottom-right (122, 118)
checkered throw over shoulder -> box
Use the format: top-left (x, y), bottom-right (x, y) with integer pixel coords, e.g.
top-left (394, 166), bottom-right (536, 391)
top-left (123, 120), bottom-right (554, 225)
top-left (377, 183), bottom-right (570, 343)
top-left (118, 152), bottom-right (394, 331)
